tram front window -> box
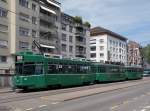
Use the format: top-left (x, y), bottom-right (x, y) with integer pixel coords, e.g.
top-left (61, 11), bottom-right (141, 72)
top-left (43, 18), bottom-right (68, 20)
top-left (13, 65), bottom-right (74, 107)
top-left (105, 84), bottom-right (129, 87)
top-left (15, 63), bottom-right (43, 75)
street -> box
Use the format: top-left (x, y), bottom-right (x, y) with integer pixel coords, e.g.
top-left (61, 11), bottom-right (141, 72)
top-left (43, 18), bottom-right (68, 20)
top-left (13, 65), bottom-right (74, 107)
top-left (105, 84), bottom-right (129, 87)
top-left (0, 78), bottom-right (150, 111)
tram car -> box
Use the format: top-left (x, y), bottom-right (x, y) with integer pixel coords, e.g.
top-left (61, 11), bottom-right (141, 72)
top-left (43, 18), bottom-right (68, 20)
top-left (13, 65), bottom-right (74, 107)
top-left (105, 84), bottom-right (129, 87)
top-left (124, 66), bottom-right (143, 80)
top-left (92, 63), bottom-right (126, 83)
top-left (13, 51), bottom-right (143, 90)
top-left (13, 51), bottom-right (95, 90)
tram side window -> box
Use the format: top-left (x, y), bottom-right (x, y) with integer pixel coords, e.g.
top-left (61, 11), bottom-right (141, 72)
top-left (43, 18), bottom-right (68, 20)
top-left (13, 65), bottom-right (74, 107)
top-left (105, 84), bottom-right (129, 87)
top-left (23, 63), bottom-right (43, 75)
top-left (98, 66), bottom-right (106, 73)
top-left (48, 64), bottom-right (58, 74)
top-left (109, 67), bottom-right (119, 73)
top-left (91, 66), bottom-right (97, 73)
top-left (35, 64), bottom-right (43, 74)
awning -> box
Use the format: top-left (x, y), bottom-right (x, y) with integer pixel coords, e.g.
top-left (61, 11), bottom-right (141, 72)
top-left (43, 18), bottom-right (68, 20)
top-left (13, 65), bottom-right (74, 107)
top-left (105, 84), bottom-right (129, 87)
top-left (40, 6), bottom-right (56, 15)
top-left (40, 44), bottom-right (55, 49)
top-left (47, 0), bottom-right (61, 8)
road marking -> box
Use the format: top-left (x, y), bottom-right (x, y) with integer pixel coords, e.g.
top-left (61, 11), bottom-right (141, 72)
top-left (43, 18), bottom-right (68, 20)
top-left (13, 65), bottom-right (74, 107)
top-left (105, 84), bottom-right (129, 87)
top-left (110, 105), bottom-right (119, 110)
top-left (39, 105), bottom-right (47, 108)
top-left (145, 106), bottom-right (150, 109)
top-left (141, 109), bottom-right (146, 111)
top-left (40, 96), bottom-right (49, 100)
top-left (26, 108), bottom-right (33, 111)
top-left (123, 100), bottom-right (130, 104)
top-left (51, 102), bottom-right (60, 105)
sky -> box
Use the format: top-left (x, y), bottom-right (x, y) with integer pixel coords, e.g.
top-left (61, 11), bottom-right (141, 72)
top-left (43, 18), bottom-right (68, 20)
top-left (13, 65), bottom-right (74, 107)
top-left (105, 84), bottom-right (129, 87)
top-left (60, 0), bottom-right (150, 45)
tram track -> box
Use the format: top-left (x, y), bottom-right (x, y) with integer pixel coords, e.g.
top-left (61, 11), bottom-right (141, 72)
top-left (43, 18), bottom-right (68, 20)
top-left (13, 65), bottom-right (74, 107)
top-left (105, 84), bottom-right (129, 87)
top-left (0, 77), bottom-right (149, 104)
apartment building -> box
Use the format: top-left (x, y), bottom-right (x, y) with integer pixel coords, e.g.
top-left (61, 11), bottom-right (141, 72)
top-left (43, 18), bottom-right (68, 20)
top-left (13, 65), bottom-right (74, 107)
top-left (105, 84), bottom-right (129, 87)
top-left (90, 27), bottom-right (128, 64)
top-left (0, 0), bottom-right (12, 74)
top-left (127, 41), bottom-right (142, 66)
top-left (60, 13), bottom-right (90, 59)
top-left (0, 0), bottom-right (61, 73)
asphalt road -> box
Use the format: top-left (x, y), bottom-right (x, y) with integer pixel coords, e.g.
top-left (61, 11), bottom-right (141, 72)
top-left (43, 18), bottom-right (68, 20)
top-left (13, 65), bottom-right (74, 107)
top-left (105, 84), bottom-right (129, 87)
top-left (0, 77), bottom-right (150, 111)
top-left (31, 80), bottom-right (150, 111)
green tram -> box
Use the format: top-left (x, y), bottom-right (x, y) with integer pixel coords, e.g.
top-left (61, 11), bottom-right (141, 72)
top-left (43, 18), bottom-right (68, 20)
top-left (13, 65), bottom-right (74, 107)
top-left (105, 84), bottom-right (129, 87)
top-left (92, 63), bottom-right (126, 82)
top-left (13, 51), bottom-right (143, 90)
top-left (13, 51), bottom-right (95, 90)
top-left (124, 66), bottom-right (143, 80)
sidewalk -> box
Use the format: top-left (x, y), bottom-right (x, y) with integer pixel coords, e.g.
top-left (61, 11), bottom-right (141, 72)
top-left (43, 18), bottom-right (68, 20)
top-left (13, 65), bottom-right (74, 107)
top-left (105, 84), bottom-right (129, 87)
top-left (0, 87), bottom-right (13, 94)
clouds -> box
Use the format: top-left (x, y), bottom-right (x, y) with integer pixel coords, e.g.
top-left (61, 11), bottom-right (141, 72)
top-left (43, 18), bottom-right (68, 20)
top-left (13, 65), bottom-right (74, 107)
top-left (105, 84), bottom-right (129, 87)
top-left (61, 0), bottom-right (150, 43)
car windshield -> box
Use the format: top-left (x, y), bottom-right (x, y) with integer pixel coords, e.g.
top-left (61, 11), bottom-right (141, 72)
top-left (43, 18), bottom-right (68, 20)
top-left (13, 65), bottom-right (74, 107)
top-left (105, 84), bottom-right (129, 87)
top-left (15, 63), bottom-right (43, 75)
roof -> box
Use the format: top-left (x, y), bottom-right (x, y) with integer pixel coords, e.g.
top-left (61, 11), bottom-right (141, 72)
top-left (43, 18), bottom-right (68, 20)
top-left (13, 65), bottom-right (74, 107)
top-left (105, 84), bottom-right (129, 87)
top-left (90, 27), bottom-right (128, 41)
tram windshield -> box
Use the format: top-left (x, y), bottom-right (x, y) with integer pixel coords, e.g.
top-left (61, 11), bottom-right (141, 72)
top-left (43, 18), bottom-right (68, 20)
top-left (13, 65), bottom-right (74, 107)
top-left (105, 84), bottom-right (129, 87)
top-left (15, 63), bottom-right (43, 75)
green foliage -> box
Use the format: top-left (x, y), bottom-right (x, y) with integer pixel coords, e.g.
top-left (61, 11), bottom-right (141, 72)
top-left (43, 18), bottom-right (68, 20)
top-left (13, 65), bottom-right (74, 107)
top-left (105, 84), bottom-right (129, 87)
top-left (74, 16), bottom-right (83, 24)
top-left (142, 44), bottom-right (150, 63)
top-left (84, 21), bottom-right (91, 28)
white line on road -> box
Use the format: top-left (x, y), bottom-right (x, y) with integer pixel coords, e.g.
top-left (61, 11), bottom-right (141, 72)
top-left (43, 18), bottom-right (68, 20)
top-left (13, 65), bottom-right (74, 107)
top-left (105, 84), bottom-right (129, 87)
top-left (39, 105), bottom-right (47, 108)
top-left (145, 106), bottom-right (150, 109)
top-left (26, 108), bottom-right (33, 111)
top-left (141, 109), bottom-right (146, 111)
top-left (51, 102), bottom-right (60, 105)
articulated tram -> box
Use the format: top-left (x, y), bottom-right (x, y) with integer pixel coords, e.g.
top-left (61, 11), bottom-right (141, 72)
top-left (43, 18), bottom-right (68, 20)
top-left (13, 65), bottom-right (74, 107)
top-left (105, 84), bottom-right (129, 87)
top-left (13, 51), bottom-right (143, 90)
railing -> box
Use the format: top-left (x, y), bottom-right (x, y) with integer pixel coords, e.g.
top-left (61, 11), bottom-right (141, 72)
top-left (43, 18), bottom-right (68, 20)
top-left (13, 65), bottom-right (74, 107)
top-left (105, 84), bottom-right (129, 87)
top-left (40, 13), bottom-right (56, 23)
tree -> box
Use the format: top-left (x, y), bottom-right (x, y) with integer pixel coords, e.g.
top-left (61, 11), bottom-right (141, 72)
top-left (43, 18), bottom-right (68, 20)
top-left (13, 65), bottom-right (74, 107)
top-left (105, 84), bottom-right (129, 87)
top-left (74, 16), bottom-right (83, 24)
top-left (84, 21), bottom-right (91, 28)
top-left (142, 44), bottom-right (150, 64)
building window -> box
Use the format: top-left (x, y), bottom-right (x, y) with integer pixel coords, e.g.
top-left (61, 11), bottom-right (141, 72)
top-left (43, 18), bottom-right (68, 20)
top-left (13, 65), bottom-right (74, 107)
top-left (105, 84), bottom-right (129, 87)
top-left (69, 46), bottom-right (73, 53)
top-left (19, 27), bottom-right (30, 37)
top-left (19, 13), bottom-right (30, 22)
top-left (0, 56), bottom-right (7, 63)
top-left (32, 30), bottom-right (36, 38)
top-left (90, 46), bottom-right (96, 51)
top-left (91, 53), bottom-right (96, 58)
top-left (0, 40), bottom-right (8, 48)
top-left (19, 0), bottom-right (29, 8)
top-left (32, 17), bottom-right (37, 25)
top-left (69, 36), bottom-right (73, 43)
top-left (0, 7), bottom-right (7, 17)
top-left (69, 26), bottom-right (73, 33)
top-left (100, 46), bottom-right (104, 51)
top-left (0, 24), bottom-right (8, 32)
top-left (32, 3), bottom-right (36, 11)
top-left (110, 40), bottom-right (112, 45)
top-left (100, 39), bottom-right (104, 43)
top-left (19, 41), bottom-right (29, 49)
top-left (62, 23), bottom-right (67, 31)
top-left (62, 44), bottom-right (66, 52)
top-left (1, 0), bottom-right (7, 3)
top-left (62, 33), bottom-right (67, 41)
top-left (100, 53), bottom-right (104, 58)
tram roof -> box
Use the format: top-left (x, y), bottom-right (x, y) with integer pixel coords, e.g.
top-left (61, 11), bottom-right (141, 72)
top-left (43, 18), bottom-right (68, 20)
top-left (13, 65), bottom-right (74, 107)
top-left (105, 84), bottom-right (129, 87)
top-left (15, 51), bottom-right (91, 64)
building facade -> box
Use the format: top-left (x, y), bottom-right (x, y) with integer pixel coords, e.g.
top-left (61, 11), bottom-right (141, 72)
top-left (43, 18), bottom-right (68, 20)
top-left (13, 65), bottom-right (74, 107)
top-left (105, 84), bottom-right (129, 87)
top-left (60, 13), bottom-right (90, 59)
top-left (0, 0), bottom-right (91, 76)
top-left (0, 0), bottom-right (61, 86)
top-left (90, 27), bottom-right (127, 64)
top-left (0, 0), bottom-right (61, 73)
top-left (127, 41), bottom-right (142, 66)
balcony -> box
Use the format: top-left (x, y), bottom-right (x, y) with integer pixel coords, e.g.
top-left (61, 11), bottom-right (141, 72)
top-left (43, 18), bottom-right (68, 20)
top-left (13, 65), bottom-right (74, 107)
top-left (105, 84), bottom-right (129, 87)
top-left (76, 36), bottom-right (86, 46)
top-left (40, 13), bottom-right (55, 23)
